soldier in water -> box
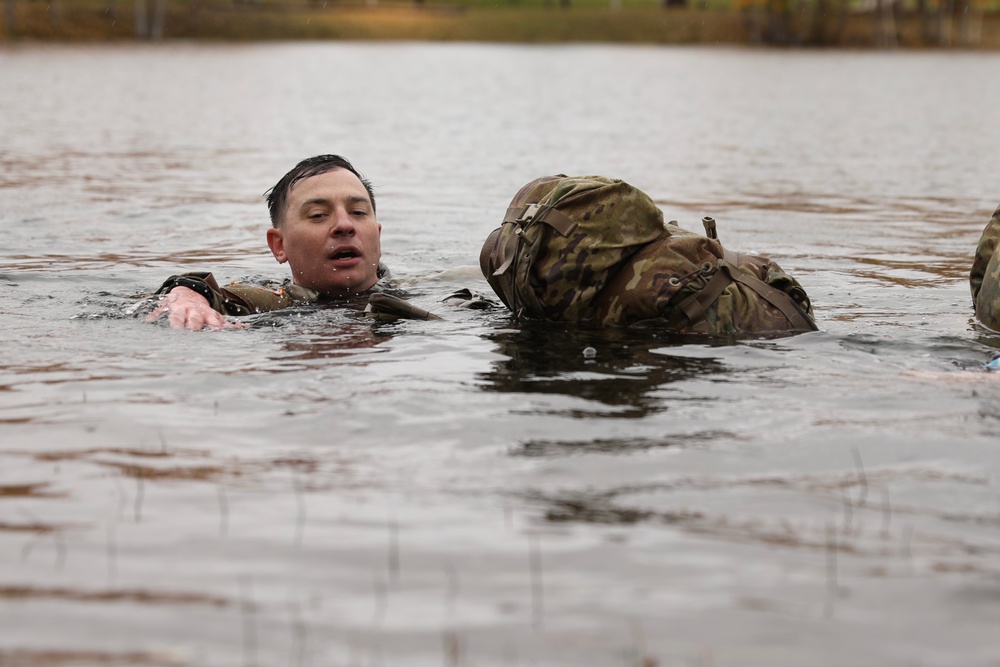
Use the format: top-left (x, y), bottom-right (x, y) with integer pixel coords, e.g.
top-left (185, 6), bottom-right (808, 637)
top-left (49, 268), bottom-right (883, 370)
top-left (145, 154), bottom-right (443, 330)
top-left (971, 204), bottom-right (1000, 332)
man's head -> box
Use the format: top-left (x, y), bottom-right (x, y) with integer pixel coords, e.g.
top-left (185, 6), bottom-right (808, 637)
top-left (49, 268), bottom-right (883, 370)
top-left (266, 155), bottom-right (376, 226)
top-left (264, 155), bottom-right (382, 298)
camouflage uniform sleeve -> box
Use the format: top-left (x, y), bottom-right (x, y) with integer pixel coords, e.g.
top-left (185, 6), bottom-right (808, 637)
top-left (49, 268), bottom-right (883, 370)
top-left (970, 204), bottom-right (1000, 303)
top-left (155, 272), bottom-right (305, 316)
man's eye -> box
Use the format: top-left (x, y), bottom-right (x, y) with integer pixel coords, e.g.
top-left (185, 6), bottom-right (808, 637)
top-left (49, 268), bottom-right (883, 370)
top-left (308, 211), bottom-right (326, 220)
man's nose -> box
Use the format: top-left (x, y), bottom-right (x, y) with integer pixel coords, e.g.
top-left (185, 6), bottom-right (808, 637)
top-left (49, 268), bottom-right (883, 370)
top-left (330, 210), bottom-right (356, 235)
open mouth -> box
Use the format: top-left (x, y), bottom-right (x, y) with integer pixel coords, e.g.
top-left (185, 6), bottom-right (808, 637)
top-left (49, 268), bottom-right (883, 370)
top-left (330, 248), bottom-right (360, 261)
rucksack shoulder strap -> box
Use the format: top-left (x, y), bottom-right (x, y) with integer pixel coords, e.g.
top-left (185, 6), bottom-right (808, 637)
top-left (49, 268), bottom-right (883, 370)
top-left (670, 247), bottom-right (816, 332)
top-left (673, 262), bottom-right (733, 326)
top-left (489, 202), bottom-right (580, 280)
top-left (718, 249), bottom-right (817, 332)
top-left (503, 203), bottom-right (579, 237)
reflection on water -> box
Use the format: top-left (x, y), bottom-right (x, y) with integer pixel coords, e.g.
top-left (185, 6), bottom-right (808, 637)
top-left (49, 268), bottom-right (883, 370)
top-left (0, 584), bottom-right (231, 608)
top-left (3, 43), bottom-right (1000, 666)
top-left (272, 327), bottom-right (390, 363)
top-left (480, 323), bottom-right (728, 417)
top-left (512, 429), bottom-right (738, 458)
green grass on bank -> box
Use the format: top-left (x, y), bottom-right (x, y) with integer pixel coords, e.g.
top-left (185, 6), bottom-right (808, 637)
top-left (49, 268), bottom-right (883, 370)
top-left (3, 0), bottom-right (1000, 47)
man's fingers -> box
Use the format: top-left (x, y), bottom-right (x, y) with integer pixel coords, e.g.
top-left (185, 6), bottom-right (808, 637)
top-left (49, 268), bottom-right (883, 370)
top-left (165, 302), bottom-right (208, 331)
top-left (167, 307), bottom-right (193, 330)
top-left (200, 308), bottom-right (236, 330)
top-left (144, 291), bottom-right (246, 331)
top-left (186, 310), bottom-right (208, 331)
top-left (144, 303), bottom-right (168, 323)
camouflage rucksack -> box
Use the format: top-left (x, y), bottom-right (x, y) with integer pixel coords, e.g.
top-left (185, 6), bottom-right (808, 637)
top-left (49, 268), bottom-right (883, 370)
top-left (480, 174), bottom-right (817, 337)
top-left (479, 175), bottom-right (665, 321)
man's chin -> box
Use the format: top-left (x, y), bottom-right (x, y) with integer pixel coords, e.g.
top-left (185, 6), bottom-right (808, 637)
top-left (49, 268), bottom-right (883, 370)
top-left (312, 276), bottom-right (377, 299)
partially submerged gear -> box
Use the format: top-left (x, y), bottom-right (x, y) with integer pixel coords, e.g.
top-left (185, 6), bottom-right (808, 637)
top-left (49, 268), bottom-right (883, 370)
top-left (154, 271), bottom-right (320, 315)
top-left (152, 262), bottom-right (393, 317)
top-left (365, 293), bottom-right (443, 322)
top-left (480, 174), bottom-right (816, 338)
top-left (971, 203), bottom-right (1000, 332)
top-left (480, 175), bottom-right (666, 322)
top-left (364, 289), bottom-right (499, 322)
top-left (441, 288), bottom-right (499, 310)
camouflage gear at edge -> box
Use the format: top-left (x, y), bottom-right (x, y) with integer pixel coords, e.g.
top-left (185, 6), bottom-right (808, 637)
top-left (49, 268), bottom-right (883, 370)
top-left (971, 204), bottom-right (1000, 331)
top-left (481, 175), bottom-right (816, 338)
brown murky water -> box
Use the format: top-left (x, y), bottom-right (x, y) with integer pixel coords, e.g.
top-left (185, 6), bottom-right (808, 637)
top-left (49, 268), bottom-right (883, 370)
top-left (2, 43), bottom-right (1000, 666)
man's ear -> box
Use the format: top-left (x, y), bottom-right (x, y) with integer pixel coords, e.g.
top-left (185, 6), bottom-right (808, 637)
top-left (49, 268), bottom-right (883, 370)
top-left (266, 227), bottom-right (287, 264)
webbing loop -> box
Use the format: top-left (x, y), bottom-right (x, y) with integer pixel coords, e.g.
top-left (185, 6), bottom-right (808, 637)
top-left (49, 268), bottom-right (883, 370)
top-left (670, 246), bottom-right (816, 332)
top-left (718, 249), bottom-right (816, 332)
top-left (502, 203), bottom-right (579, 237)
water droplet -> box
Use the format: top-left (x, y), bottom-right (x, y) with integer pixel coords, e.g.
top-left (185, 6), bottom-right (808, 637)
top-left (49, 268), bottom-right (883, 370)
top-left (582, 347), bottom-right (596, 359)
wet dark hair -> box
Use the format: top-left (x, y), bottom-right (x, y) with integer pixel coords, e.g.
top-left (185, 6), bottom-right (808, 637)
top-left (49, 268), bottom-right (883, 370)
top-left (265, 154), bottom-right (376, 227)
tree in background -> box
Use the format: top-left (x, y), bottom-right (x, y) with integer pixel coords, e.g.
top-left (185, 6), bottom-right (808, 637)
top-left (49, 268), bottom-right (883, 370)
top-left (134, 0), bottom-right (146, 35)
top-left (736, 0), bottom-right (992, 46)
top-left (134, 0), bottom-right (167, 38)
top-left (874, 0), bottom-right (901, 46)
top-left (916, 0), bottom-right (984, 45)
top-left (4, 0), bottom-right (14, 36)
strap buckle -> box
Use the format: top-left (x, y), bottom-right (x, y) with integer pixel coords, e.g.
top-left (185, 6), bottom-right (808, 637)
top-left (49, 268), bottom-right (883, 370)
top-left (516, 203), bottom-right (543, 224)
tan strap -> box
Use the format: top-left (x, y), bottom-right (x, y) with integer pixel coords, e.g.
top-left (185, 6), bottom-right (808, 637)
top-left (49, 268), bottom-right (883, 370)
top-left (503, 203), bottom-right (578, 236)
top-left (536, 206), bottom-right (578, 236)
top-left (670, 247), bottom-right (816, 332)
top-left (491, 228), bottom-right (521, 276)
top-left (674, 264), bottom-right (733, 326)
top-left (718, 249), bottom-right (817, 331)
top-left (491, 201), bottom-right (579, 280)
top-left (503, 205), bottom-right (528, 224)
top-left (480, 228), bottom-right (502, 278)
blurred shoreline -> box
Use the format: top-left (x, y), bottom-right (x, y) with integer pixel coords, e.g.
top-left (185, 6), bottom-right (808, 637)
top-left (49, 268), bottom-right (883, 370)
top-left (2, 0), bottom-right (999, 48)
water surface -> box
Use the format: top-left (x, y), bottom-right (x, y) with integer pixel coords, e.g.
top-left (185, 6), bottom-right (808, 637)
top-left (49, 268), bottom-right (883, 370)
top-left (2, 43), bottom-right (1000, 666)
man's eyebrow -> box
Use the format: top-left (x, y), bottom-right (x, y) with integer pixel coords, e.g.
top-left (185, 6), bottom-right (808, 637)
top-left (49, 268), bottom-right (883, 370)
top-left (346, 195), bottom-right (372, 208)
top-left (298, 195), bottom-right (371, 210)
top-left (299, 197), bottom-right (332, 210)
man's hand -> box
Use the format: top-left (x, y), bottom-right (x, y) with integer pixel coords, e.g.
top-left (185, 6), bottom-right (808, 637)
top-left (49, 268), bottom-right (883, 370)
top-left (145, 286), bottom-right (247, 331)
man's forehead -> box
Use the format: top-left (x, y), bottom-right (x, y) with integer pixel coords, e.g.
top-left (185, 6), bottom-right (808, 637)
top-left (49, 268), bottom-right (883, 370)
top-left (289, 167), bottom-right (368, 201)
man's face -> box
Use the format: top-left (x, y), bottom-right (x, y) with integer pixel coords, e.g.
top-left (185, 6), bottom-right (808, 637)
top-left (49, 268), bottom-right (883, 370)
top-left (267, 168), bottom-right (382, 298)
